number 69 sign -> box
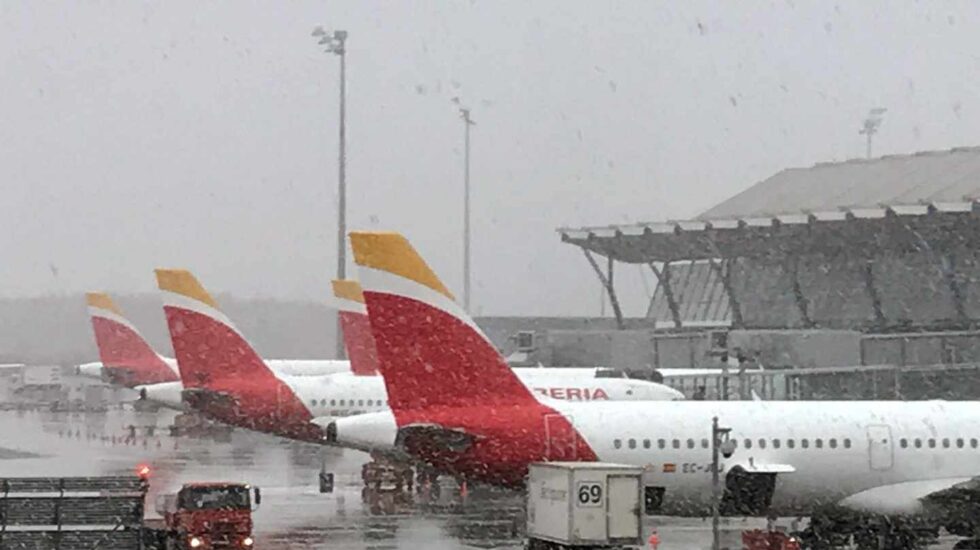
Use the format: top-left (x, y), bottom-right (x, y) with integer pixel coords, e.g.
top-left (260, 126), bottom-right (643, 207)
top-left (576, 482), bottom-right (603, 507)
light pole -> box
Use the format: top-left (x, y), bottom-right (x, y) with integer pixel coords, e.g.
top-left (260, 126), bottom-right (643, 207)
top-left (459, 106), bottom-right (475, 312)
top-left (312, 26), bottom-right (348, 359)
top-left (711, 416), bottom-right (734, 550)
top-left (859, 107), bottom-right (887, 159)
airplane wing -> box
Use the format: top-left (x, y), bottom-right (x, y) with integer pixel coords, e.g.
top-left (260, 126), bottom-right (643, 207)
top-left (837, 477), bottom-right (977, 515)
top-left (395, 424), bottom-right (478, 455)
top-left (181, 387), bottom-right (238, 410)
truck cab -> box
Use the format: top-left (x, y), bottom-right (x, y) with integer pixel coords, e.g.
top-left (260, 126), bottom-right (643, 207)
top-left (156, 482), bottom-right (260, 549)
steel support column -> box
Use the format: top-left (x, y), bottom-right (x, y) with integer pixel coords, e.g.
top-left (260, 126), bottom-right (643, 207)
top-left (862, 260), bottom-right (886, 327)
top-left (943, 253), bottom-right (969, 322)
top-left (895, 216), bottom-right (968, 324)
top-left (649, 261), bottom-right (682, 328)
top-left (783, 254), bottom-right (813, 327)
top-left (583, 249), bottom-right (625, 329)
top-left (708, 257), bottom-right (744, 328)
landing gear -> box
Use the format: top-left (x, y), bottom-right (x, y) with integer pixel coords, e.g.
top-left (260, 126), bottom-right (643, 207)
top-left (416, 465), bottom-right (441, 500)
top-left (360, 455), bottom-right (414, 513)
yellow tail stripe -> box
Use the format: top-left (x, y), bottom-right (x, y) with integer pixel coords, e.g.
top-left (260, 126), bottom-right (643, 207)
top-left (349, 232), bottom-right (455, 300)
top-left (86, 292), bottom-right (122, 315)
top-left (331, 279), bottom-right (365, 304)
top-left (155, 269), bottom-right (219, 309)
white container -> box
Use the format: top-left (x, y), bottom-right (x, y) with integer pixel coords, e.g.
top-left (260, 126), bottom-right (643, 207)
top-left (527, 462), bottom-right (643, 548)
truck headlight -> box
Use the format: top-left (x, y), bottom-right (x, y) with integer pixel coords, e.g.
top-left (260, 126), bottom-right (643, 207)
top-left (243, 536), bottom-right (254, 546)
top-left (189, 536), bottom-right (203, 548)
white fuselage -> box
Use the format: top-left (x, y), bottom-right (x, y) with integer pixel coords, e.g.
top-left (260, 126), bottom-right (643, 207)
top-left (82, 359), bottom-right (713, 383)
top-left (550, 399), bottom-right (980, 515)
top-left (78, 357), bottom-right (355, 382)
top-left (293, 370), bottom-right (683, 418)
top-left (143, 368), bottom-right (684, 415)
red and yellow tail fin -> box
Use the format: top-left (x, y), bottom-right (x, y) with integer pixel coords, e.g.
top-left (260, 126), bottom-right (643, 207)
top-left (349, 231), bottom-right (535, 411)
top-left (155, 269), bottom-right (269, 388)
top-left (331, 279), bottom-right (379, 376)
top-left (156, 269), bottom-right (311, 434)
top-left (155, 269), bottom-right (313, 431)
top-left (85, 292), bottom-right (177, 385)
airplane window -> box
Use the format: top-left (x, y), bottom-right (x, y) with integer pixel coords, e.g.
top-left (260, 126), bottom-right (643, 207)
top-left (843, 438), bottom-right (851, 449)
top-left (972, 438), bottom-right (978, 449)
top-left (358, 400), bottom-right (364, 406)
top-left (672, 439), bottom-right (680, 449)
top-left (787, 439), bottom-right (795, 449)
top-left (701, 438), bottom-right (709, 449)
top-left (928, 439), bottom-right (936, 448)
top-left (957, 438), bottom-right (965, 448)
top-left (900, 438), bottom-right (908, 448)
top-left (686, 439), bottom-right (694, 449)
top-left (614, 439), bottom-right (622, 449)
top-left (330, 399), bottom-right (336, 406)
top-left (643, 439), bottom-right (651, 449)
top-left (801, 439), bottom-right (809, 449)
top-left (758, 439), bottom-right (766, 449)
top-left (914, 439), bottom-right (922, 448)
top-left (628, 439), bottom-right (636, 449)
top-left (340, 399), bottom-right (346, 406)
top-left (772, 439), bottom-right (781, 449)
top-left (310, 400), bottom-right (317, 407)
top-left (744, 439), bottom-right (752, 449)
top-left (658, 439), bottom-right (666, 449)
top-left (942, 438), bottom-right (950, 448)
top-left (815, 439), bottom-right (823, 449)
top-left (829, 439), bottom-right (837, 449)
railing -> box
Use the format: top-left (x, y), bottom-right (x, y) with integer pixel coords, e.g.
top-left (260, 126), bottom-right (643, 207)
top-left (0, 476), bottom-right (146, 549)
top-left (661, 362), bottom-right (980, 400)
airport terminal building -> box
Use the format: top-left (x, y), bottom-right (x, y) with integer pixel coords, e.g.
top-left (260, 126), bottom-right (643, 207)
top-left (551, 146), bottom-right (980, 399)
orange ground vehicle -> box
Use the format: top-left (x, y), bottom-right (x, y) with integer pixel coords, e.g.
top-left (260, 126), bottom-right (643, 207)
top-left (0, 473), bottom-right (259, 550)
top-left (147, 481), bottom-right (261, 549)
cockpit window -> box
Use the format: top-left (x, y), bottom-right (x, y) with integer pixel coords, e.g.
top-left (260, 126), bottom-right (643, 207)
top-left (595, 368), bottom-right (627, 379)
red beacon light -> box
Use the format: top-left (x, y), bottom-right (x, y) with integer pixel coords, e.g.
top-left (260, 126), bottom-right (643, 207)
top-left (136, 464), bottom-right (151, 479)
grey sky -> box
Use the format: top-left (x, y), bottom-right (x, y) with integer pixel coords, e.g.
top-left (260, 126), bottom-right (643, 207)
top-left (2, 1), bottom-right (979, 317)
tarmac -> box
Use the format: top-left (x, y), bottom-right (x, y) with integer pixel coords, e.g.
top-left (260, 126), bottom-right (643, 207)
top-left (0, 406), bottom-right (965, 549)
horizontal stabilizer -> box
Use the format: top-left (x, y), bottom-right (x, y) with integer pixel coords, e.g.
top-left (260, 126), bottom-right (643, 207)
top-left (838, 477), bottom-right (974, 515)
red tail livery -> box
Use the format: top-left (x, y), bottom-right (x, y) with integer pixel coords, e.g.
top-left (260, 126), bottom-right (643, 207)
top-left (85, 292), bottom-right (178, 386)
top-left (350, 232), bottom-right (597, 486)
top-left (155, 269), bottom-right (319, 442)
top-left (331, 279), bottom-right (379, 376)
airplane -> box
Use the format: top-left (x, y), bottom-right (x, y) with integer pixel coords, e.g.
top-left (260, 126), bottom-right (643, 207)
top-left (152, 269), bottom-right (684, 445)
top-left (325, 231), bottom-right (980, 546)
top-left (79, 291), bottom-right (356, 406)
top-left (79, 292), bottom-right (179, 386)
top-left (332, 278), bottom-right (702, 388)
top-left (330, 279), bottom-right (379, 376)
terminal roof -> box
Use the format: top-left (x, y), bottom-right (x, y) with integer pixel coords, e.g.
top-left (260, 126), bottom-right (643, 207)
top-left (560, 146), bottom-right (980, 263)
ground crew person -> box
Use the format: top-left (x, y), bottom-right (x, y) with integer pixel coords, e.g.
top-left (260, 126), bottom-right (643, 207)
top-left (648, 528), bottom-right (660, 549)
